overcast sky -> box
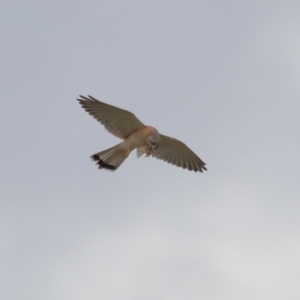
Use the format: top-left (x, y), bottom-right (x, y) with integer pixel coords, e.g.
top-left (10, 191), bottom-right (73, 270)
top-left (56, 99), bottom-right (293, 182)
top-left (1, 1), bottom-right (300, 299)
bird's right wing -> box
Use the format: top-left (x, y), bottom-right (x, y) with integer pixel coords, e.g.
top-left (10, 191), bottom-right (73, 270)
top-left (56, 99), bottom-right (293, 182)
top-left (152, 134), bottom-right (207, 172)
top-left (78, 95), bottom-right (145, 139)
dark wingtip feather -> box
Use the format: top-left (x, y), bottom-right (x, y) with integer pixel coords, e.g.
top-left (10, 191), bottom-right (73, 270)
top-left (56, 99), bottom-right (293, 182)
top-left (87, 95), bottom-right (97, 101)
top-left (77, 95), bottom-right (94, 102)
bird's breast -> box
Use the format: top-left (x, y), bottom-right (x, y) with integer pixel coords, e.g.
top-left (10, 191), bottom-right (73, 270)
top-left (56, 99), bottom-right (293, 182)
top-left (123, 126), bottom-right (158, 151)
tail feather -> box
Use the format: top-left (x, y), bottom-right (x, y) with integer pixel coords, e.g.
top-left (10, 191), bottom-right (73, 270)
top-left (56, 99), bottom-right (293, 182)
top-left (91, 143), bottom-right (127, 171)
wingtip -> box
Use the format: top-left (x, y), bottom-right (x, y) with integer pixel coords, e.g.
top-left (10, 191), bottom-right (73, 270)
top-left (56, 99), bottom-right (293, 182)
top-left (77, 95), bottom-right (86, 102)
top-left (77, 95), bottom-right (99, 102)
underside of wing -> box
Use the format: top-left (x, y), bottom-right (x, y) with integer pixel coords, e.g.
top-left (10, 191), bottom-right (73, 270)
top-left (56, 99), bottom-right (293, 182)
top-left (78, 95), bottom-right (145, 139)
top-left (152, 134), bottom-right (207, 172)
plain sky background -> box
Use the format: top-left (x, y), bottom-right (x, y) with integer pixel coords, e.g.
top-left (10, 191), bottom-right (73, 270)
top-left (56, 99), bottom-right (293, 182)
top-left (1, 1), bottom-right (300, 299)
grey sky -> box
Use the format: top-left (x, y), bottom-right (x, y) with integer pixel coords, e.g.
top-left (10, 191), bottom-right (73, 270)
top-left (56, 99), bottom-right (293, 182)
top-left (1, 1), bottom-right (300, 299)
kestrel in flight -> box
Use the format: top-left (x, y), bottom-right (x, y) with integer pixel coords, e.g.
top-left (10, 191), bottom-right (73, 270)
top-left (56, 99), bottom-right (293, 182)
top-left (78, 95), bottom-right (207, 172)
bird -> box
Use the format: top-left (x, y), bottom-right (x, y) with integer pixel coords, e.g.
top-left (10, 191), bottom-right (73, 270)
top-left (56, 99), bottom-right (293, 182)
top-left (77, 95), bottom-right (207, 172)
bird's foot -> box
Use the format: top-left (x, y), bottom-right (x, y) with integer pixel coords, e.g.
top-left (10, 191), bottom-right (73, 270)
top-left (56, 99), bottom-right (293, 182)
top-left (145, 149), bottom-right (153, 157)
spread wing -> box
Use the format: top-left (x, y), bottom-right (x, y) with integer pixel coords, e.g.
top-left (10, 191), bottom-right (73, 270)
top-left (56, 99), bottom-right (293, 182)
top-left (152, 134), bottom-right (207, 172)
top-left (78, 95), bottom-right (145, 139)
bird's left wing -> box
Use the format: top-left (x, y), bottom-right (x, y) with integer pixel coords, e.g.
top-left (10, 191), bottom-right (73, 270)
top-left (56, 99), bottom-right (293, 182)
top-left (78, 95), bottom-right (145, 139)
top-left (152, 134), bottom-right (207, 172)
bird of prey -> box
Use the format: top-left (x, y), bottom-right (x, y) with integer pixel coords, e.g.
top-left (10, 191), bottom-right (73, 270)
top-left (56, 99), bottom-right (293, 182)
top-left (78, 95), bottom-right (207, 172)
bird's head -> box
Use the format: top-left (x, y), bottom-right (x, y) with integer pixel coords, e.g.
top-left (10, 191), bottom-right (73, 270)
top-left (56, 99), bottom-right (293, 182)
top-left (148, 131), bottom-right (160, 150)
